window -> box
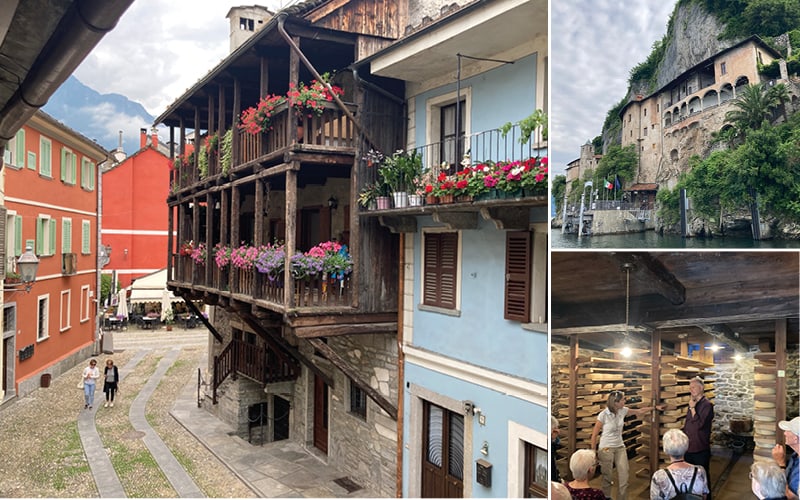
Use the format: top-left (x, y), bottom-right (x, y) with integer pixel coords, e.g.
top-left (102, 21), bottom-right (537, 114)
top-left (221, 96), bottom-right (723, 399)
top-left (12, 214), bottom-right (22, 258)
top-left (239, 17), bottom-right (254, 31)
top-left (60, 147), bottom-right (77, 185)
top-left (644, 108), bottom-right (647, 116)
top-left (349, 382), bottom-right (367, 420)
top-left (81, 220), bottom-right (91, 254)
top-left (40, 137), bottom-right (52, 177)
top-left (720, 62), bottom-right (727, 75)
top-left (4, 304), bottom-right (16, 336)
top-left (27, 151), bottom-right (36, 170)
top-left (61, 218), bottom-right (72, 254)
top-left (643, 127), bottom-right (648, 137)
top-left (422, 232), bottom-right (458, 310)
top-left (37, 295), bottom-right (49, 341)
top-left (60, 290), bottom-right (71, 332)
top-left (81, 158), bottom-right (95, 190)
top-left (523, 442), bottom-right (548, 498)
top-left (36, 216), bottom-right (56, 256)
top-left (439, 101), bottom-right (465, 166)
top-left (80, 285), bottom-right (91, 322)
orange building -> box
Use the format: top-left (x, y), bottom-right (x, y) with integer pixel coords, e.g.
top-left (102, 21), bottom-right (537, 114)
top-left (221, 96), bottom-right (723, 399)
top-left (3, 111), bottom-right (107, 398)
top-left (101, 128), bottom-right (170, 289)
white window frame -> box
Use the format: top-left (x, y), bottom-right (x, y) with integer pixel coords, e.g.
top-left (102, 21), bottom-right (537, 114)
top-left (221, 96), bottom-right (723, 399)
top-left (526, 224), bottom-right (547, 331)
top-left (37, 294), bottom-right (49, 341)
top-left (61, 217), bottom-right (72, 254)
top-left (5, 211), bottom-right (18, 272)
top-left (507, 420), bottom-right (548, 497)
top-left (60, 290), bottom-right (71, 332)
top-left (81, 158), bottom-right (95, 191)
top-left (80, 285), bottom-right (91, 323)
top-left (418, 228), bottom-right (462, 316)
top-left (425, 88), bottom-right (472, 164)
top-left (36, 215), bottom-right (56, 257)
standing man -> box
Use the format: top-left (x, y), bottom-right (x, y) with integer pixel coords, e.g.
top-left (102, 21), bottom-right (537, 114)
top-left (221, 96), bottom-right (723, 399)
top-left (551, 415), bottom-right (561, 482)
top-left (772, 416), bottom-right (799, 500)
top-left (683, 376), bottom-right (714, 498)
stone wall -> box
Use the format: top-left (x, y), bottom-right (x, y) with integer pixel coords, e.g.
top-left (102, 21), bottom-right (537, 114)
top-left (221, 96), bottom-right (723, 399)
top-left (786, 347), bottom-right (799, 418)
top-left (710, 354), bottom-right (756, 447)
top-left (327, 333), bottom-right (398, 497)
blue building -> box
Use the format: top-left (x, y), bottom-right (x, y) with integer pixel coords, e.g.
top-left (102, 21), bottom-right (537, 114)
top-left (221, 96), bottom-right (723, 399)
top-left (361, 0), bottom-right (549, 496)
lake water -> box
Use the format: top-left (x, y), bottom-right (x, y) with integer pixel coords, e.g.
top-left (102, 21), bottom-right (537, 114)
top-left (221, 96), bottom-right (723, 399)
top-left (552, 229), bottom-right (800, 249)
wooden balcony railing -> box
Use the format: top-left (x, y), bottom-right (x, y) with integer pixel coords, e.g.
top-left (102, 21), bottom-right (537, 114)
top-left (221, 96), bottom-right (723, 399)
top-left (212, 338), bottom-right (300, 404)
top-left (174, 256), bottom-right (352, 309)
top-left (170, 101), bottom-right (357, 193)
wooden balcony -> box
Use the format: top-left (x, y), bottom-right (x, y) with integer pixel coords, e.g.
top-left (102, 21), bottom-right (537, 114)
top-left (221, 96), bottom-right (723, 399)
top-left (174, 255), bottom-right (353, 313)
top-left (171, 101), bottom-right (357, 195)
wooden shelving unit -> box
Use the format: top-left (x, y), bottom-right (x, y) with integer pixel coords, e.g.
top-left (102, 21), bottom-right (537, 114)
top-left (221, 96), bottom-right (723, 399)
top-left (753, 352), bottom-right (777, 462)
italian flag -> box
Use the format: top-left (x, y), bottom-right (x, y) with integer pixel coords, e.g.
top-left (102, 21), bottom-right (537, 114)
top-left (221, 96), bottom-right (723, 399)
top-left (605, 179), bottom-right (614, 190)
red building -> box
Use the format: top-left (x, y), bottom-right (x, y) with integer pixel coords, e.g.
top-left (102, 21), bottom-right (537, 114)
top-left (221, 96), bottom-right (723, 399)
top-left (101, 129), bottom-right (170, 289)
top-left (3, 111), bottom-right (107, 398)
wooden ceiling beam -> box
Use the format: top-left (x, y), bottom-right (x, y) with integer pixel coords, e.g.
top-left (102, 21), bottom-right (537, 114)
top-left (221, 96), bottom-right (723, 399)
top-left (611, 252), bottom-right (686, 305)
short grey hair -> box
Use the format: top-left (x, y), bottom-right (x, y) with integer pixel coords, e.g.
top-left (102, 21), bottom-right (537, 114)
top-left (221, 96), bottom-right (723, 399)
top-left (663, 429), bottom-right (689, 458)
top-left (689, 376), bottom-right (704, 388)
top-left (551, 481), bottom-right (571, 500)
top-left (751, 461), bottom-right (787, 499)
top-left (569, 449), bottom-right (596, 481)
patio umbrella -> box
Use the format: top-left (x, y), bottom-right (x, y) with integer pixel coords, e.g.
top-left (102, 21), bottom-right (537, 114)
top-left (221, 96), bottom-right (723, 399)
top-left (160, 289), bottom-right (172, 323)
top-left (116, 288), bottom-right (129, 319)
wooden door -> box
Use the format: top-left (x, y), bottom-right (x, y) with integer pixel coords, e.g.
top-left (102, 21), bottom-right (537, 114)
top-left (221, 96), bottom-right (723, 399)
top-left (313, 374), bottom-right (329, 453)
top-left (421, 401), bottom-right (464, 498)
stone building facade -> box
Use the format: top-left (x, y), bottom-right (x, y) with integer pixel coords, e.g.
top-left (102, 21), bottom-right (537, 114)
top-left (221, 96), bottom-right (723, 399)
top-left (205, 308), bottom-right (398, 496)
top-left (564, 142), bottom-right (602, 196)
top-left (619, 37), bottom-right (784, 190)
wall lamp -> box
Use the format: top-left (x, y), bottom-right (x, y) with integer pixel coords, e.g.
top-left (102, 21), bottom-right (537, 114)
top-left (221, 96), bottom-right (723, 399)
top-left (328, 195), bottom-right (338, 210)
top-left (4, 246), bottom-right (40, 293)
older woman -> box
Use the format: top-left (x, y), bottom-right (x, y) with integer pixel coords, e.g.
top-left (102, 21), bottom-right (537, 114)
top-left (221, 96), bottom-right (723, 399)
top-left (592, 390), bottom-right (663, 500)
top-left (650, 429), bottom-right (709, 499)
top-left (751, 461), bottom-right (789, 500)
top-left (565, 449), bottom-right (605, 500)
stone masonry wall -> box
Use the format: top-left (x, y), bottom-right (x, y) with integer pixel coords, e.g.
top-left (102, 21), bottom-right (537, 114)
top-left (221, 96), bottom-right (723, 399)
top-left (327, 333), bottom-right (398, 497)
top-left (711, 354), bottom-right (756, 447)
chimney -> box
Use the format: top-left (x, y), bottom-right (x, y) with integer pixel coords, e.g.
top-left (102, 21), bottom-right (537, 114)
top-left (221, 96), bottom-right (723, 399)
top-left (139, 128), bottom-right (147, 149)
top-left (150, 126), bottom-right (159, 149)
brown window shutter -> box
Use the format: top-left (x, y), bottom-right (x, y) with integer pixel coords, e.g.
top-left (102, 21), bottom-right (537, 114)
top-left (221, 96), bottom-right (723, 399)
top-left (423, 232), bottom-right (458, 309)
top-left (505, 231), bottom-right (531, 321)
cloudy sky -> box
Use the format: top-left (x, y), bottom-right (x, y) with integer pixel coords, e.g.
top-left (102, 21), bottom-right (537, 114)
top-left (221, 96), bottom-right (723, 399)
top-left (550, 0), bottom-right (678, 177)
top-left (73, 0), bottom-right (295, 116)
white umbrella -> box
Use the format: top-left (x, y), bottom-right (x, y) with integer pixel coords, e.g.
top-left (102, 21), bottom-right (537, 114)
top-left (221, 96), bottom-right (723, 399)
top-left (116, 288), bottom-right (129, 319)
top-left (160, 289), bottom-right (172, 323)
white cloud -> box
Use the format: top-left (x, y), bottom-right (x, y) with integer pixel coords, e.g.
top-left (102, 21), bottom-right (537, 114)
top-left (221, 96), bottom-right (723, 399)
top-left (550, 0), bottom-right (678, 176)
top-left (73, 0), bottom-right (289, 115)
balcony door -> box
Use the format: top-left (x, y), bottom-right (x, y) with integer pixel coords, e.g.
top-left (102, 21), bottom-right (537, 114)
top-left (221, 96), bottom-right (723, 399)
top-left (439, 100), bottom-right (465, 167)
top-left (421, 401), bottom-right (464, 498)
top-left (298, 207), bottom-right (331, 250)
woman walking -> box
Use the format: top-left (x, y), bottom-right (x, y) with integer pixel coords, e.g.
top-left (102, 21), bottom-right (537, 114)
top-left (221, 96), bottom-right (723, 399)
top-left (103, 359), bottom-right (120, 408)
top-left (591, 390), bottom-right (663, 500)
top-left (81, 359), bottom-right (101, 409)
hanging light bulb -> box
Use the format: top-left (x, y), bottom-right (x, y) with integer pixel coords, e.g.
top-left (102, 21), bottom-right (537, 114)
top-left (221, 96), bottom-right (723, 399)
top-left (604, 262), bottom-right (649, 356)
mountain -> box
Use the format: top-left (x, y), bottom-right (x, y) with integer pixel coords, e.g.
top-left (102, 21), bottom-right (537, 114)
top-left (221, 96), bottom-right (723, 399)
top-left (42, 75), bottom-right (154, 156)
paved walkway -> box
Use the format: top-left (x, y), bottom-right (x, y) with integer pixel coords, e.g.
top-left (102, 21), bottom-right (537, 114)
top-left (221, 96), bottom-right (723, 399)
top-left (76, 327), bottom-right (377, 498)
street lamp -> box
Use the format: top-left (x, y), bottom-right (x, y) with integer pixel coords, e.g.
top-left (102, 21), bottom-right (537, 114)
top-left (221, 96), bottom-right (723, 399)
top-left (4, 245), bottom-right (40, 293)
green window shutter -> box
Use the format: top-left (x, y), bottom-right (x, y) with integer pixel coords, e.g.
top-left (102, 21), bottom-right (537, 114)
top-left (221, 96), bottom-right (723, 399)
top-left (82, 220), bottom-right (91, 254)
top-left (89, 161), bottom-right (95, 190)
top-left (81, 158), bottom-right (88, 188)
top-left (40, 139), bottom-right (51, 177)
top-left (15, 129), bottom-right (25, 168)
top-left (60, 148), bottom-right (67, 182)
top-left (36, 217), bottom-right (44, 255)
top-left (27, 151), bottom-right (36, 170)
top-left (62, 219), bottom-right (72, 253)
top-left (49, 219), bottom-right (56, 256)
top-left (0, 207), bottom-right (6, 279)
top-left (71, 153), bottom-right (77, 184)
top-left (14, 215), bottom-right (22, 256)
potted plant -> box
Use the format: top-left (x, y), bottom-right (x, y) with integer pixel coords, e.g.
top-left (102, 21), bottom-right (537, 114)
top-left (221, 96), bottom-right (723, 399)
top-left (358, 182), bottom-right (381, 211)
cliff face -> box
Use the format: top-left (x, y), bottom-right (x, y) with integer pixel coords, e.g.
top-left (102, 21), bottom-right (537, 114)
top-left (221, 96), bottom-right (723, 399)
top-left (655, 1), bottom-right (736, 89)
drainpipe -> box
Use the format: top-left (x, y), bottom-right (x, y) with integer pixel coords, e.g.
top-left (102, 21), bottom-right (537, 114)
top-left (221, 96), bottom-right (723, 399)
top-left (0, 0), bottom-right (134, 145)
top-left (276, 14), bottom-right (377, 148)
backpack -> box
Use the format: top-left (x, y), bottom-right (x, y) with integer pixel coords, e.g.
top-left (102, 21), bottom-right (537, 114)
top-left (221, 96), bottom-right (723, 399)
top-left (664, 467), bottom-right (703, 500)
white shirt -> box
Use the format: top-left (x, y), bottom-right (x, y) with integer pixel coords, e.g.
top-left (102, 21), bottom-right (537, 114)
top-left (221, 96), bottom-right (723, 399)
top-left (82, 366), bottom-right (100, 385)
top-left (597, 406), bottom-right (629, 448)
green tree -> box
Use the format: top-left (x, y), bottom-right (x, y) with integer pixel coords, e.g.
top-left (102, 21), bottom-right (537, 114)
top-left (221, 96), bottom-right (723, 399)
top-left (682, 152), bottom-right (731, 220)
top-left (724, 83), bottom-right (778, 141)
top-left (743, 0), bottom-right (800, 36)
top-left (591, 136), bottom-right (603, 155)
top-left (656, 185), bottom-right (681, 228)
top-left (595, 144), bottom-right (637, 185)
top-left (552, 175), bottom-right (566, 214)
top-left (767, 83), bottom-right (791, 123)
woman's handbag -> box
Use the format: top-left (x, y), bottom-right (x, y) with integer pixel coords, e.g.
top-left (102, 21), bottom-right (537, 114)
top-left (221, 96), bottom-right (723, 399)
top-left (77, 379), bottom-right (84, 389)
